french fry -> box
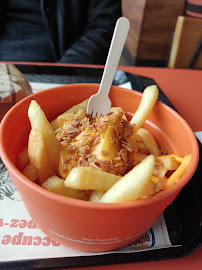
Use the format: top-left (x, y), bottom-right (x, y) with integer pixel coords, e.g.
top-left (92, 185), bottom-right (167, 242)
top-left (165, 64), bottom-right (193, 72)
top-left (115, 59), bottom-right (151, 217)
top-left (128, 153), bottom-right (138, 167)
top-left (167, 155), bottom-right (192, 187)
top-left (153, 159), bottom-right (167, 178)
top-left (51, 114), bottom-right (73, 131)
top-left (128, 135), bottom-right (138, 153)
top-left (144, 176), bottom-right (164, 195)
top-left (28, 128), bottom-right (55, 185)
top-left (28, 100), bottom-right (59, 173)
top-left (137, 142), bottom-right (147, 151)
top-left (50, 99), bottom-right (89, 130)
top-left (157, 155), bottom-right (180, 171)
top-left (42, 175), bottom-right (89, 200)
top-left (99, 155), bottom-right (154, 203)
top-left (142, 176), bottom-right (169, 197)
top-left (65, 167), bottom-right (121, 191)
top-left (59, 98), bottom-right (89, 115)
top-left (128, 153), bottom-right (147, 168)
top-left (150, 176), bottom-right (162, 185)
top-left (136, 128), bottom-right (161, 156)
top-left (136, 153), bottom-right (147, 164)
top-left (110, 107), bottom-right (127, 120)
top-left (89, 191), bottom-right (105, 202)
top-left (142, 179), bottom-right (157, 197)
top-left (18, 146), bottom-right (29, 171)
top-left (161, 178), bottom-right (169, 191)
top-left (22, 162), bottom-right (38, 182)
top-left (130, 85), bottom-right (159, 133)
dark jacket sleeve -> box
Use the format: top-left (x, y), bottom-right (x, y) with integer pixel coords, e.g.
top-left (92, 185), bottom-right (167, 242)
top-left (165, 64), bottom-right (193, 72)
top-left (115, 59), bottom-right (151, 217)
top-left (59, 0), bottom-right (122, 65)
top-left (0, 1), bottom-right (8, 33)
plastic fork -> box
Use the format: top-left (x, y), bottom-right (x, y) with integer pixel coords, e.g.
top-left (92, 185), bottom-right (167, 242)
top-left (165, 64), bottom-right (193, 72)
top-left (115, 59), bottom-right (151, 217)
top-left (86, 17), bottom-right (130, 117)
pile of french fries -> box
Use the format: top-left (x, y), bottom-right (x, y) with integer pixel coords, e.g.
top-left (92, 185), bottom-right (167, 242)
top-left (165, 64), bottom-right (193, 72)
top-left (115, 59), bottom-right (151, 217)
top-left (18, 85), bottom-right (191, 203)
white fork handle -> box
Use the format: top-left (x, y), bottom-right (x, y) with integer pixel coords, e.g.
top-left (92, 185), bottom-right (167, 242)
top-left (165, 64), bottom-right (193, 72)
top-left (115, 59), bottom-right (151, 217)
top-left (98, 17), bottom-right (130, 97)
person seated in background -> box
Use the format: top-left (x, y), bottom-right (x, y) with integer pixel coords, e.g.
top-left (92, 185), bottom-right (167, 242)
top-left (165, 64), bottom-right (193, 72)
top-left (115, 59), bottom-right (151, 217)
top-left (0, 0), bottom-right (122, 64)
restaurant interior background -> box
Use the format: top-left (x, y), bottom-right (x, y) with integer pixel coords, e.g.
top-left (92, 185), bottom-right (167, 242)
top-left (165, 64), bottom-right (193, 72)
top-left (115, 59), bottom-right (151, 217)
top-left (119, 0), bottom-right (202, 69)
top-left (0, 1), bottom-right (202, 269)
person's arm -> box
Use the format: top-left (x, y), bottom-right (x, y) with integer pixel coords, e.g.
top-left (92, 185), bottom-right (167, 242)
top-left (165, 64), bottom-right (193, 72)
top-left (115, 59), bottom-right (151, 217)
top-left (59, 0), bottom-right (122, 65)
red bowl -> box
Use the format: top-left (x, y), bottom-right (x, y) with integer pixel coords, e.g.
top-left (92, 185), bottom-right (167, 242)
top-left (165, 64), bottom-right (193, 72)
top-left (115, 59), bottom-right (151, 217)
top-left (0, 84), bottom-right (199, 252)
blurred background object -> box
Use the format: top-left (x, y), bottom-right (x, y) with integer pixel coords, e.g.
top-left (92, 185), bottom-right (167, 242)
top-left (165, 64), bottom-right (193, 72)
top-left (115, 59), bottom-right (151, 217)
top-left (121, 0), bottom-right (202, 69)
top-left (0, 63), bottom-right (32, 121)
top-left (185, 0), bottom-right (202, 18)
top-left (121, 0), bottom-right (185, 67)
top-left (168, 16), bottom-right (202, 69)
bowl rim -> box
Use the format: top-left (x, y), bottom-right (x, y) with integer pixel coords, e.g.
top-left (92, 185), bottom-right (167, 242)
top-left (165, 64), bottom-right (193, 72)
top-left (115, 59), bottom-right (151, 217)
top-left (0, 83), bottom-right (199, 210)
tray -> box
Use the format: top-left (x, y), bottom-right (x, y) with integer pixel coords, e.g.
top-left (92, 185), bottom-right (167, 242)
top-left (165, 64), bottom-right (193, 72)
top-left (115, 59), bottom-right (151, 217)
top-left (0, 64), bottom-right (201, 269)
